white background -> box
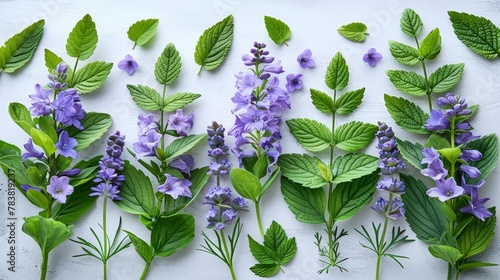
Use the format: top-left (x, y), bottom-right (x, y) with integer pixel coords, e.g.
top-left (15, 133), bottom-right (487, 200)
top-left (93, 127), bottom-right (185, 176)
top-left (1, 0), bottom-right (499, 279)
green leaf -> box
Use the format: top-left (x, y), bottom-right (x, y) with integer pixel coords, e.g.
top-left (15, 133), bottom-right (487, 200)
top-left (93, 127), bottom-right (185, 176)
top-left (335, 88), bottom-right (365, 115)
top-left (329, 171), bottom-right (378, 221)
top-left (260, 167), bottom-right (280, 196)
top-left (165, 134), bottom-right (205, 161)
top-left (389, 40), bottom-right (420, 65)
top-left (396, 138), bottom-right (425, 169)
top-left (124, 230), bottom-right (153, 263)
top-left (37, 116), bottom-right (58, 143)
top-left (457, 208), bottom-right (496, 259)
top-left (30, 128), bottom-right (56, 157)
top-left (8, 102), bottom-right (35, 135)
top-left (278, 154), bottom-right (326, 189)
top-left (332, 153), bottom-right (379, 184)
top-left (400, 8), bottom-right (423, 37)
top-left (194, 15), bottom-right (233, 73)
top-left (127, 19), bottom-right (159, 47)
top-left (163, 92), bottom-right (201, 112)
top-left (114, 163), bottom-right (156, 217)
top-left (66, 14), bottom-right (98, 60)
top-left (230, 168), bottom-right (262, 202)
top-left (334, 121), bottom-right (377, 152)
top-left (44, 49), bottom-right (64, 73)
top-left (151, 214), bottom-right (195, 257)
top-left (0, 155), bottom-right (27, 186)
top-left (67, 112), bottom-right (112, 151)
top-left (386, 70), bottom-right (426, 96)
top-left (316, 161), bottom-right (333, 183)
top-left (22, 216), bottom-right (72, 254)
top-left (448, 11), bottom-right (500, 60)
top-left (428, 245), bottom-right (463, 265)
top-left (427, 134), bottom-right (451, 150)
top-left (419, 28), bottom-right (441, 60)
top-left (458, 261), bottom-right (498, 272)
top-left (155, 43), bottom-right (182, 85)
top-left (325, 52), bottom-right (349, 91)
top-left (286, 118), bottom-right (331, 152)
top-left (249, 263), bottom-right (280, 277)
top-left (70, 61), bottom-right (113, 94)
top-left (310, 88), bottom-right (334, 114)
top-left (337, 22), bottom-right (368, 42)
top-left (127, 84), bottom-right (163, 111)
top-left (0, 20), bottom-right (44, 73)
top-left (253, 154), bottom-right (268, 180)
top-left (428, 63), bottom-right (465, 93)
top-left (249, 235), bottom-right (276, 264)
top-left (264, 16), bottom-right (291, 46)
top-left (384, 94), bottom-right (430, 134)
top-left (466, 134), bottom-right (498, 184)
top-left (401, 174), bottom-right (448, 241)
top-left (26, 189), bottom-right (49, 209)
top-left (280, 176), bottom-right (326, 224)
top-left (51, 178), bottom-right (98, 224)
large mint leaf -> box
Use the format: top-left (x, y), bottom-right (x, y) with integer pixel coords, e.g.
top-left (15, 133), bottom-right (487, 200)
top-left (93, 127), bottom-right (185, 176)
top-left (264, 16), bottom-right (291, 46)
top-left (384, 94), bottom-right (430, 134)
top-left (163, 92), bottom-right (201, 112)
top-left (281, 176), bottom-right (326, 224)
top-left (67, 112), bottom-right (112, 151)
top-left (286, 118), bottom-right (331, 152)
top-left (419, 28), bottom-right (441, 60)
top-left (66, 14), bottom-right (97, 61)
top-left (334, 121), bottom-right (377, 152)
top-left (335, 88), bottom-right (364, 115)
top-left (466, 134), bottom-right (498, 184)
top-left (151, 214), bottom-right (195, 257)
top-left (127, 18), bottom-right (159, 48)
top-left (278, 154), bottom-right (326, 189)
top-left (332, 153), bottom-right (378, 184)
top-left (70, 61), bottom-right (113, 94)
top-left (337, 22), bottom-right (368, 42)
top-left (194, 15), bottom-right (233, 73)
top-left (389, 40), bottom-right (420, 65)
top-left (325, 52), bottom-right (349, 91)
top-left (428, 63), bottom-right (464, 93)
top-left (165, 134), bottom-right (205, 161)
top-left (155, 43), bottom-right (181, 85)
top-left (386, 70), bottom-right (426, 96)
top-left (457, 208), bottom-right (496, 258)
top-left (400, 8), bottom-right (423, 37)
top-left (127, 84), bottom-right (163, 111)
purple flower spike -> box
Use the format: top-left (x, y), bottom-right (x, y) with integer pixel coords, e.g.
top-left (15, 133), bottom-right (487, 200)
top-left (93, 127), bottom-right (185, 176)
top-left (362, 48), bottom-right (382, 67)
top-left (297, 49), bottom-right (315, 69)
top-left (118, 54), bottom-right (139, 75)
top-left (56, 131), bottom-right (78, 159)
top-left (22, 138), bottom-right (44, 161)
top-left (46, 176), bottom-right (74, 203)
top-left (158, 174), bottom-right (192, 199)
top-left (286, 73), bottom-right (303, 92)
top-left (460, 191), bottom-right (492, 221)
top-left (426, 178), bottom-right (464, 202)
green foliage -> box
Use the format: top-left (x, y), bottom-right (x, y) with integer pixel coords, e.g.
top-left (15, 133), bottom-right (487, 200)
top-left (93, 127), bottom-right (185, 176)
top-left (44, 49), bottom-right (64, 72)
top-left (67, 112), bottom-right (112, 151)
top-left (30, 128), bottom-right (56, 157)
top-left (26, 189), bottom-right (49, 209)
top-left (286, 118), bottom-right (331, 152)
top-left (127, 19), bottom-right (159, 48)
top-left (400, 8), bottom-right (423, 37)
top-left (155, 43), bottom-right (182, 85)
top-left (151, 214), bottom-right (195, 257)
top-left (281, 176), bottom-right (326, 224)
top-left (334, 88), bottom-right (364, 115)
top-left (429, 245), bottom-right (463, 265)
top-left (466, 134), bottom-right (498, 184)
top-left (386, 70), bottom-right (426, 96)
top-left (66, 14), bottom-right (98, 61)
top-left (278, 153), bottom-right (326, 189)
top-left (114, 163), bottom-right (156, 217)
top-left (310, 88), bottom-right (334, 114)
top-left (230, 168), bottom-right (262, 202)
top-left (127, 85), bottom-right (163, 111)
top-left (428, 63), bottom-right (465, 93)
top-left (396, 138), bottom-right (425, 169)
top-left (384, 94), bottom-right (430, 134)
top-left (334, 121), bottom-right (377, 152)
top-left (165, 134), bottom-right (205, 161)
top-left (457, 208), bottom-right (496, 259)
top-left (331, 153), bottom-right (379, 184)
top-left (8, 102), bottom-right (35, 136)
top-left (194, 15), bottom-right (233, 73)
top-left (124, 231), bottom-right (153, 263)
top-left (264, 16), bottom-right (291, 46)
top-left (325, 52), bottom-right (349, 91)
top-left (389, 41), bottom-right (420, 65)
top-left (22, 216), bottom-right (72, 255)
top-left (418, 28), bottom-right (441, 60)
top-left (337, 22), bottom-right (368, 42)
top-left (163, 92), bottom-right (201, 112)
top-left (70, 61), bottom-right (113, 94)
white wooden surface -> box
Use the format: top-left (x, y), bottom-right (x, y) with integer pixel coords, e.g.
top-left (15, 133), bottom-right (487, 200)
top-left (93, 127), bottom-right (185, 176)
top-left (0, 0), bottom-right (499, 279)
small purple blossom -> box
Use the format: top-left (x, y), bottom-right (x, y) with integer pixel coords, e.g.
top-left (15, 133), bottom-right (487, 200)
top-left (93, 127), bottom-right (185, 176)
top-left (285, 73), bottom-right (303, 92)
top-left (263, 61), bottom-right (285, 75)
top-left (461, 176), bottom-right (485, 196)
top-left (376, 177), bottom-right (405, 195)
top-left (22, 138), bottom-right (44, 161)
top-left (424, 110), bottom-right (450, 131)
top-left (58, 168), bottom-right (81, 177)
top-left (426, 178), bottom-right (464, 202)
top-left (55, 131), bottom-right (78, 159)
top-left (170, 155), bottom-right (195, 176)
top-left (421, 147), bottom-right (440, 165)
top-left (297, 49), bottom-right (315, 69)
top-left (21, 184), bottom-right (42, 192)
top-left (158, 174), bottom-right (192, 199)
top-left (29, 84), bottom-right (53, 116)
top-left (362, 48), bottom-right (382, 67)
top-left (204, 186), bottom-right (247, 230)
top-left (371, 197), bottom-right (405, 219)
top-left (118, 54), bottom-right (139, 75)
top-left (133, 129), bottom-right (161, 159)
top-left (46, 176), bottom-right (74, 204)
top-left (460, 165), bottom-right (480, 178)
top-left (90, 182), bottom-right (121, 200)
top-left (459, 191), bottom-right (492, 221)
top-left (421, 158), bottom-right (448, 181)
top-left (168, 109), bottom-right (193, 136)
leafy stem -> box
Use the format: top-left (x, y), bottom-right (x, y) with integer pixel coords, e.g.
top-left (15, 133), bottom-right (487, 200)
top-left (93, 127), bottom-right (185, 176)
top-left (139, 262), bottom-right (151, 280)
top-left (255, 201), bottom-right (265, 237)
top-left (103, 198), bottom-right (108, 280)
top-left (160, 84), bottom-right (167, 151)
top-left (70, 58), bottom-right (80, 86)
top-left (221, 229), bottom-right (237, 280)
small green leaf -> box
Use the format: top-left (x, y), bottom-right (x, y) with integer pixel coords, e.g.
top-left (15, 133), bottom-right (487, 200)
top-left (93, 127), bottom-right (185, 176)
top-left (458, 261), bottom-right (498, 272)
top-left (0, 154), bottom-right (28, 186)
top-left (44, 49), bottom-right (64, 73)
top-left (335, 88), bottom-right (365, 115)
top-left (37, 116), bottom-right (58, 143)
top-left (466, 134), bottom-right (498, 184)
top-left (249, 263), bottom-right (280, 277)
top-left (30, 128), bottom-right (56, 157)
top-left (310, 88), bottom-right (334, 114)
top-left (419, 28), bottom-right (441, 60)
top-left (151, 214), bottom-right (195, 257)
top-left (163, 92), bottom-right (201, 112)
top-left (260, 167), bottom-right (280, 196)
top-left (384, 94), bottom-right (430, 134)
top-left (26, 189), bottom-right (49, 209)
top-left (426, 134), bottom-right (451, 150)
top-left (386, 70), bottom-right (427, 96)
top-left (67, 112), bottom-right (112, 151)
top-left (124, 230), bottom-right (153, 263)
top-left (165, 134), bottom-right (205, 161)
top-left (281, 176), bottom-right (326, 224)
top-left (194, 15), bottom-right (233, 73)
top-left (8, 102), bottom-right (35, 136)
top-left (25, 166), bottom-right (47, 188)
top-left (334, 121), bottom-right (377, 152)
top-left (448, 11), bottom-right (500, 59)
top-left (428, 245), bottom-right (463, 265)
top-left (316, 161), bottom-right (333, 182)
top-left (66, 14), bottom-right (98, 61)
top-left (264, 16), bottom-right (292, 46)
top-left (155, 43), bottom-right (182, 85)
top-left (389, 40), bottom-right (420, 65)
top-left (127, 84), bottom-right (163, 111)
top-left (337, 22), bottom-right (368, 42)
top-left (230, 168), bottom-right (262, 202)
top-left (286, 118), bottom-right (331, 152)
top-left (253, 154), bottom-right (268, 180)
top-left (439, 148), bottom-right (461, 166)
top-left (428, 63), bottom-right (465, 93)
top-left (325, 52), bottom-right (349, 91)
top-left (127, 19), bottom-right (159, 48)
top-left (400, 8), bottom-right (423, 37)
top-left (51, 177), bottom-right (98, 224)
top-left (396, 138), bottom-right (425, 169)
top-left (70, 61), bottom-right (113, 94)
top-left (278, 154), bottom-right (326, 189)
top-left (457, 208), bottom-right (496, 259)
top-left (0, 20), bottom-right (44, 73)
top-left (249, 235), bottom-right (276, 264)
top-left (332, 153), bottom-right (379, 184)
top-left (22, 216), bottom-right (72, 254)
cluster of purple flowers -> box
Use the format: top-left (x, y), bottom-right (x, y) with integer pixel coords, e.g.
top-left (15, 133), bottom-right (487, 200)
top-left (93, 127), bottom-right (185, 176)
top-left (204, 186), bottom-right (247, 230)
top-left (371, 122), bottom-right (405, 219)
top-left (90, 131), bottom-right (125, 200)
top-left (207, 122), bottom-right (231, 175)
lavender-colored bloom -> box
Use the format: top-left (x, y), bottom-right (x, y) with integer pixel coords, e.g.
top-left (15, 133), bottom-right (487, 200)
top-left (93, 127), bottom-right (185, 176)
top-left (46, 176), bottom-right (74, 204)
top-left (238, 106), bottom-right (268, 133)
top-left (234, 72), bottom-right (262, 94)
top-left (427, 178), bottom-right (464, 202)
top-left (22, 138), bottom-right (44, 161)
top-left (459, 149), bottom-right (482, 162)
top-left (371, 197), bottom-right (405, 219)
top-left (208, 159), bottom-right (232, 176)
top-left (461, 175), bottom-right (485, 196)
top-left (421, 158), bottom-right (448, 181)
top-left (137, 113), bottom-right (158, 135)
top-left (170, 155), bottom-right (195, 176)
top-left (158, 174), bottom-right (192, 199)
top-left (460, 192), bottom-right (492, 221)
top-left (58, 168), bottom-right (81, 177)
top-left (376, 177), bottom-right (405, 195)
top-left (425, 110), bottom-right (450, 131)
top-left (460, 165), bottom-right (480, 178)
top-left (204, 186), bottom-right (231, 205)
top-left (379, 157), bottom-right (406, 175)
top-left (363, 48), bottom-right (383, 67)
top-left (52, 90), bottom-right (85, 129)
top-left (133, 129), bottom-right (161, 159)
top-left (297, 49), bottom-right (315, 69)
top-left (232, 197), bottom-right (247, 211)
top-left (56, 131), bottom-right (78, 159)
top-left (286, 73), bottom-right (303, 92)
top-left (421, 147), bottom-right (440, 165)
top-left (168, 109), bottom-right (193, 136)
top-left (48, 63), bottom-right (69, 90)
top-left (90, 182), bottom-right (121, 200)
top-left (231, 91), bottom-right (253, 113)
top-left (204, 185), bottom-right (246, 230)
top-left (118, 54), bottom-right (139, 75)
top-left (21, 184), bottom-right (42, 192)
top-left (455, 132), bottom-right (480, 145)
top-left (242, 54), bottom-right (255, 66)
top-left (263, 60), bottom-right (285, 74)
top-left (29, 84), bottom-right (53, 116)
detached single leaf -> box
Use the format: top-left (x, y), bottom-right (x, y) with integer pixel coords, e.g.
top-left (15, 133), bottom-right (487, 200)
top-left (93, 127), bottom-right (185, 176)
top-left (386, 70), bottom-right (427, 96)
top-left (335, 88), bottom-right (365, 115)
top-left (127, 84), bottom-right (163, 111)
top-left (163, 92), bottom-right (201, 112)
top-left (66, 14), bottom-right (98, 61)
top-left (155, 43), bottom-right (182, 85)
top-left (67, 112), bottom-right (112, 151)
top-left (325, 52), bottom-right (349, 91)
top-left (44, 49), bottom-right (64, 72)
top-left (194, 15), bottom-right (233, 73)
top-left (264, 16), bottom-right (291, 46)
top-left (332, 153), bottom-right (379, 184)
top-left (278, 154), bottom-right (326, 189)
top-left (337, 22), bottom-right (368, 42)
top-left (128, 18), bottom-right (159, 48)
top-left (281, 176), bottom-right (326, 224)
top-left (70, 61), bottom-right (113, 94)
top-left (334, 121), bottom-right (377, 152)
top-left (310, 88), bottom-right (334, 114)
top-left (428, 63), bottom-right (464, 93)
top-left (389, 41), bottom-right (420, 65)
top-left (0, 19), bottom-right (44, 73)
top-left (286, 118), bottom-right (331, 152)
top-left (400, 8), bottom-right (423, 37)
top-left (22, 216), bottom-right (72, 254)
top-left (384, 94), bottom-right (430, 134)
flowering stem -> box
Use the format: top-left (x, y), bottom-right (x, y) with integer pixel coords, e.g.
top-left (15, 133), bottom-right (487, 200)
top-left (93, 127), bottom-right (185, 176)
top-left (221, 229), bottom-right (237, 280)
top-left (69, 58), bottom-right (80, 86)
top-left (40, 250), bottom-right (49, 280)
top-left (255, 201), bottom-right (265, 237)
top-left (139, 262), bottom-right (151, 280)
top-left (103, 197), bottom-right (108, 280)
top-left (376, 192), bottom-right (393, 280)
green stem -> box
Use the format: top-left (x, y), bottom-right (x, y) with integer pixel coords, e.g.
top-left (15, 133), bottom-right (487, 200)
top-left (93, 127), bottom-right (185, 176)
top-left (197, 65), bottom-right (203, 75)
top-left (40, 251), bottom-right (49, 280)
top-left (420, 60), bottom-right (432, 112)
top-left (160, 84), bottom-right (167, 150)
top-left (454, 269), bottom-right (460, 280)
top-left (139, 262), bottom-right (151, 280)
top-left (103, 197), bottom-right (108, 280)
top-left (255, 202), bottom-right (265, 237)
top-left (447, 265), bottom-right (452, 280)
top-left (221, 229), bottom-right (236, 280)
top-left (69, 58), bottom-right (79, 86)
top-left (132, 42), bottom-right (137, 50)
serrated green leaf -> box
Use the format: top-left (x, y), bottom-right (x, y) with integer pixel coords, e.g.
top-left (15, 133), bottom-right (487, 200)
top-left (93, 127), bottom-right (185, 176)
top-left (281, 176), bottom-right (326, 224)
top-left (448, 11), bottom-right (500, 59)
top-left (332, 153), bottom-right (379, 184)
top-left (44, 49), bottom-right (64, 73)
top-left (264, 221), bottom-right (287, 251)
top-left (278, 154), bottom-right (326, 189)
top-left (428, 245), bottom-right (463, 265)
top-left (429, 63), bottom-right (464, 93)
top-left (286, 118), bottom-right (331, 152)
top-left (325, 52), bottom-right (349, 91)
top-left (264, 16), bottom-right (291, 46)
top-left (0, 154), bottom-right (28, 187)
top-left (310, 88), bottom-right (334, 114)
top-left (389, 40), bottom-right (420, 65)
top-left (249, 235), bottom-right (276, 264)
top-left (163, 92), bottom-right (201, 112)
top-left (0, 20), bottom-right (44, 73)
top-left (384, 94), bottom-right (430, 134)
top-left (316, 161), bottom-right (333, 182)
top-left (400, 8), bottom-right (423, 37)
top-left (194, 15), bottom-right (233, 73)
top-left (386, 70), bottom-right (427, 96)
top-left (128, 18), bottom-right (159, 48)
top-left (152, 214), bottom-right (195, 257)
top-left (277, 237), bottom-right (297, 264)
top-left (467, 134), bottom-right (498, 184)
top-left (8, 102), bottom-right (35, 136)
top-left (457, 208), bottom-right (496, 259)
top-left (124, 230), bottom-right (153, 263)
top-left (165, 134), bottom-right (205, 161)
top-left (250, 263), bottom-right (280, 277)
top-left (22, 216), bottom-right (72, 254)
top-left (67, 112), bottom-right (112, 151)
top-left (230, 168), bottom-right (262, 202)
top-left (419, 28), bottom-right (441, 60)
top-left (30, 128), bottom-right (56, 157)
top-left (127, 84), bottom-right (163, 111)
top-left (337, 22), bottom-right (368, 42)
top-left (155, 43), bottom-right (181, 85)
top-left (66, 14), bottom-right (97, 61)
top-left (335, 88), bottom-right (365, 115)
top-left (334, 121), bottom-right (377, 152)
top-left (70, 61), bottom-right (112, 94)
top-left (396, 138), bottom-right (425, 169)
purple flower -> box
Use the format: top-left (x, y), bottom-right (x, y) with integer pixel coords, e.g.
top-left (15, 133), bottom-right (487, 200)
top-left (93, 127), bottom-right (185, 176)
top-left (21, 184), bottom-right (42, 192)
top-left (203, 186), bottom-right (246, 230)
top-left (56, 131), bottom-right (78, 159)
top-left (170, 155), bottom-right (195, 176)
top-left (376, 177), bottom-right (405, 195)
top-left (22, 138), bottom-right (44, 161)
top-left (459, 192), bottom-right (492, 221)
top-left (263, 61), bottom-right (285, 74)
top-left (427, 178), bottom-right (464, 202)
top-left (57, 168), bottom-right (81, 177)
top-left (46, 176), bottom-right (74, 203)
top-left (204, 186), bottom-right (232, 205)
top-left (29, 84), bottom-right (53, 116)
top-left (48, 63), bottom-right (69, 90)
top-left (118, 54), bottom-right (138, 75)
top-left (379, 157), bottom-right (406, 175)
top-left (455, 132), bottom-right (480, 145)
top-left (421, 147), bottom-right (440, 165)
top-left (421, 158), bottom-right (448, 181)
top-left (297, 49), bottom-right (315, 69)
top-left (208, 159), bottom-right (231, 176)
top-left (238, 106), bottom-right (268, 133)
top-left (52, 90), bottom-right (85, 129)
top-left (158, 174), bottom-right (192, 199)
top-left (425, 110), bottom-right (450, 131)
top-left (133, 129), bottom-right (161, 159)
top-left (286, 73), bottom-right (303, 92)
top-left (90, 182), bottom-right (121, 200)
top-left (460, 165), bottom-right (480, 178)
top-left (234, 72), bottom-right (262, 94)
top-left (371, 197), bottom-right (405, 219)
top-left (137, 113), bottom-right (158, 135)
top-left (461, 176), bottom-right (485, 196)
top-left (168, 109), bottom-right (193, 136)
top-left (362, 48), bottom-right (382, 67)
